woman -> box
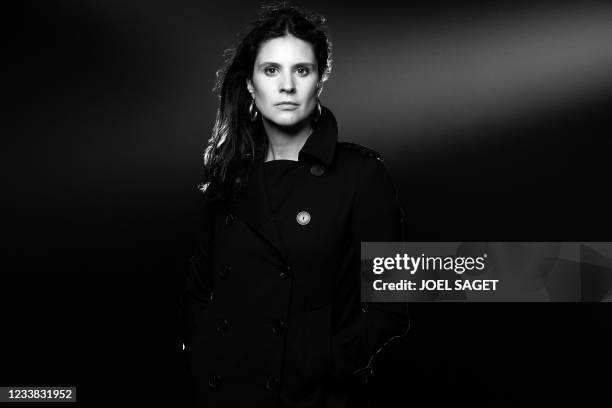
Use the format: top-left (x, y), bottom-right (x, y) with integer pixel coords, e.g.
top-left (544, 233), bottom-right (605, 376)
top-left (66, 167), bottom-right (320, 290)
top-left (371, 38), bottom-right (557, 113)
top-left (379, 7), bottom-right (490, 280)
top-left (180, 4), bottom-right (410, 407)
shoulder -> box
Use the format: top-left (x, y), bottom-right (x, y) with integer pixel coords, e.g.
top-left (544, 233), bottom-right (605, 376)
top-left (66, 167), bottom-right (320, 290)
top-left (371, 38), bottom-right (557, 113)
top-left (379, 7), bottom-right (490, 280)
top-left (334, 142), bottom-right (392, 187)
top-left (334, 142), bottom-right (386, 176)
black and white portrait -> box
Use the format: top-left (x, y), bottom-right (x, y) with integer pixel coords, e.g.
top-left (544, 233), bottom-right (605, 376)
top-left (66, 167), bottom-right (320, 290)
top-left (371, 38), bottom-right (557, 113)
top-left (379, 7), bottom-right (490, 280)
top-left (4, 1), bottom-right (612, 407)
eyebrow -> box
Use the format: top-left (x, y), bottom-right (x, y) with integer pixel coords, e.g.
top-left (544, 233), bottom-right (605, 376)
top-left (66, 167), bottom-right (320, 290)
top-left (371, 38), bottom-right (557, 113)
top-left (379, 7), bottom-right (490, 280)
top-left (257, 62), bottom-right (316, 69)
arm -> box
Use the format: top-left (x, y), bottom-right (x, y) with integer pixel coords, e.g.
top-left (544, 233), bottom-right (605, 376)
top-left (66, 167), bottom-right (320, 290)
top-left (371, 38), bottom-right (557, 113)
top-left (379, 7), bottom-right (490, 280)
top-left (178, 190), bottom-right (215, 350)
top-left (331, 155), bottom-right (411, 382)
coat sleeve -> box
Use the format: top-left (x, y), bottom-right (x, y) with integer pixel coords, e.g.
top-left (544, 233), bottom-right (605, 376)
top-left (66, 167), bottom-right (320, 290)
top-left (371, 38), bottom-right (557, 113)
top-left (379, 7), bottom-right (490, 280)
top-left (178, 190), bottom-right (215, 350)
top-left (330, 156), bottom-right (411, 382)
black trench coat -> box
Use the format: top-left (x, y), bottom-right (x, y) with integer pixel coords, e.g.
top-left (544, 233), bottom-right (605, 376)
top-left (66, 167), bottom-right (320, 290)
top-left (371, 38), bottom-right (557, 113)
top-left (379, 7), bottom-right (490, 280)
top-left (179, 106), bottom-right (410, 408)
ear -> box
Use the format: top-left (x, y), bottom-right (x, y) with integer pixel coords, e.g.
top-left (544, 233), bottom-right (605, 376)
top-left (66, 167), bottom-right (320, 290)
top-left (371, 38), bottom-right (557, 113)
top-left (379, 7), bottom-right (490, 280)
top-left (246, 78), bottom-right (254, 98)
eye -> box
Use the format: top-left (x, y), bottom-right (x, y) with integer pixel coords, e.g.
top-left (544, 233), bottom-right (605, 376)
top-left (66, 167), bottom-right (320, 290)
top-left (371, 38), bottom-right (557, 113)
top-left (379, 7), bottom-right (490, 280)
top-left (264, 67), bottom-right (278, 75)
top-left (296, 67), bottom-right (310, 76)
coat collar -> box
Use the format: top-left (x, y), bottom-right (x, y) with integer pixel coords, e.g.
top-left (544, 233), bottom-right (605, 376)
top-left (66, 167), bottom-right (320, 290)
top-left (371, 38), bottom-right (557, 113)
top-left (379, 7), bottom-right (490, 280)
top-left (226, 105), bottom-right (338, 262)
top-left (298, 105), bottom-right (338, 166)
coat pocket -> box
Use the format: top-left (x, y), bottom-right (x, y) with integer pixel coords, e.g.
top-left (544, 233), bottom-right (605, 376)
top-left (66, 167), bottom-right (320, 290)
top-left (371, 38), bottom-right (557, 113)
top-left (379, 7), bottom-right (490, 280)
top-left (330, 315), bottom-right (369, 382)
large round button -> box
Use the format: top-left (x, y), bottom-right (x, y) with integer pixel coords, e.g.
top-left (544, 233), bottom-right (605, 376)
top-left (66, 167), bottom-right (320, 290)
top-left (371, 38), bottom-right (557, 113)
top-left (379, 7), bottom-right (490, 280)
top-left (279, 265), bottom-right (292, 279)
top-left (265, 376), bottom-right (279, 391)
top-left (208, 375), bottom-right (221, 389)
top-left (310, 163), bottom-right (325, 176)
top-left (219, 264), bottom-right (231, 279)
top-left (296, 211), bottom-right (311, 226)
top-left (216, 318), bottom-right (229, 334)
top-left (272, 319), bottom-right (285, 336)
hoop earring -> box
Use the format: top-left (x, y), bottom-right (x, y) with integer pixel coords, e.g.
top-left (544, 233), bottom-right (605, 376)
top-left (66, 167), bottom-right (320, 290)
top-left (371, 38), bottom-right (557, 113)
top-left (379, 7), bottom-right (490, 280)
top-left (249, 99), bottom-right (259, 122)
top-left (312, 99), bottom-right (322, 122)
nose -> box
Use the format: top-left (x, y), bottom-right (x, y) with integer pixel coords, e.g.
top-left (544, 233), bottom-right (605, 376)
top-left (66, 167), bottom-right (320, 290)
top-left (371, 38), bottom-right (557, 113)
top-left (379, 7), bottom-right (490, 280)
top-left (279, 72), bottom-right (296, 94)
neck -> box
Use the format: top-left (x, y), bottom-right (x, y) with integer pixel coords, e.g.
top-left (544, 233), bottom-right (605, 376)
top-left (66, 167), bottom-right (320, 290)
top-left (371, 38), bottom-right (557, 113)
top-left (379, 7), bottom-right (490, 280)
top-left (263, 118), bottom-right (313, 162)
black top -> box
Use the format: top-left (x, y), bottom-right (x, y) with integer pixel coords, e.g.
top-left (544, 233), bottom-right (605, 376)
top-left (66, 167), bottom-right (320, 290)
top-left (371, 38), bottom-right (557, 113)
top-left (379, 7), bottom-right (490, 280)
top-left (263, 159), bottom-right (301, 215)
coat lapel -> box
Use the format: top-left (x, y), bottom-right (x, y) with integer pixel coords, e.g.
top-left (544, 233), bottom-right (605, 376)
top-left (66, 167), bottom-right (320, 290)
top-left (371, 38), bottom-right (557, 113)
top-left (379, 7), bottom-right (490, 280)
top-left (227, 159), bottom-right (289, 261)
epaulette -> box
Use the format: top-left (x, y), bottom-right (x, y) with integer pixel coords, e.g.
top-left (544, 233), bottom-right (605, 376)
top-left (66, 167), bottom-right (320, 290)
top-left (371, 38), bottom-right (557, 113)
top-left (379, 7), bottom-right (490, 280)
top-left (339, 142), bottom-right (384, 161)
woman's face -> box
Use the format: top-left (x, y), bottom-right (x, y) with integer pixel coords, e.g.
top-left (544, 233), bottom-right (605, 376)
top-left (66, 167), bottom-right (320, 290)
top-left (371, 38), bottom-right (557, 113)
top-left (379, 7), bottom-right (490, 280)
top-left (247, 34), bottom-right (320, 129)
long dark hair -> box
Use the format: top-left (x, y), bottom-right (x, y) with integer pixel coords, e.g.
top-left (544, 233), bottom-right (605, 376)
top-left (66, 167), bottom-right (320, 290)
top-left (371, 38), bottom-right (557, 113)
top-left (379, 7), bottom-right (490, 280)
top-left (199, 2), bottom-right (333, 200)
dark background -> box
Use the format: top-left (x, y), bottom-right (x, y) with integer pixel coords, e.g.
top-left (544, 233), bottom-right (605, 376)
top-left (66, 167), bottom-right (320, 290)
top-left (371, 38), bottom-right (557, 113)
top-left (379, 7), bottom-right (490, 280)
top-left (3, 0), bottom-right (612, 406)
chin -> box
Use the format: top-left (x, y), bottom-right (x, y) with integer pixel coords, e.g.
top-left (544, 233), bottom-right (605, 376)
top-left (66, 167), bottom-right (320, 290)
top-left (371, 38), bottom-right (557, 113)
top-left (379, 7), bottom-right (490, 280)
top-left (265, 112), bottom-right (309, 128)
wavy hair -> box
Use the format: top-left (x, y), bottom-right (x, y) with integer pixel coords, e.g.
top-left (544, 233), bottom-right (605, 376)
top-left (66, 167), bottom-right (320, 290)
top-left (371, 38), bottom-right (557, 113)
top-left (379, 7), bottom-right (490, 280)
top-left (199, 2), bottom-right (333, 199)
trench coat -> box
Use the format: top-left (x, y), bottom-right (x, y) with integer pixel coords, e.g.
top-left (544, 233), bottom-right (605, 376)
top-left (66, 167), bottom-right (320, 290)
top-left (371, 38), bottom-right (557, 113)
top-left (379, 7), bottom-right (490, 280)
top-left (179, 106), bottom-right (411, 408)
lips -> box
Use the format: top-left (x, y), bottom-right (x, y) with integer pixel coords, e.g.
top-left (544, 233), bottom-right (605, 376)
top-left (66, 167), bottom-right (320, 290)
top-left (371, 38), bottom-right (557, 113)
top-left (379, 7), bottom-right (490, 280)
top-left (276, 102), bottom-right (299, 106)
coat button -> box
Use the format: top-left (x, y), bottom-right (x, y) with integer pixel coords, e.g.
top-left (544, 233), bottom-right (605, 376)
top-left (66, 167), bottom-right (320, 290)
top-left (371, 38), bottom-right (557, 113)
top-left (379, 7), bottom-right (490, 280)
top-left (225, 213), bottom-right (234, 226)
top-left (208, 374), bottom-right (221, 389)
top-left (265, 376), bottom-right (279, 391)
top-left (279, 265), bottom-right (292, 279)
top-left (216, 318), bottom-right (229, 334)
top-left (219, 264), bottom-right (231, 279)
top-left (296, 211), bottom-right (311, 225)
top-left (209, 291), bottom-right (214, 302)
top-left (272, 319), bottom-right (285, 336)
top-left (310, 163), bottom-right (325, 176)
